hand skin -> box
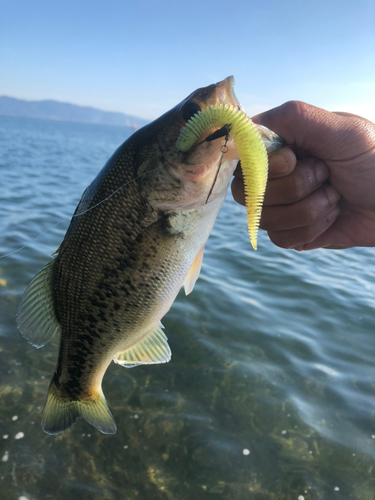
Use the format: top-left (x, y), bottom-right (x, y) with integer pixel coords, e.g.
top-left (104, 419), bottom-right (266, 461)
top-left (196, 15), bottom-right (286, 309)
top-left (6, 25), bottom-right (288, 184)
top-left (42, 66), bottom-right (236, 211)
top-left (231, 101), bottom-right (375, 250)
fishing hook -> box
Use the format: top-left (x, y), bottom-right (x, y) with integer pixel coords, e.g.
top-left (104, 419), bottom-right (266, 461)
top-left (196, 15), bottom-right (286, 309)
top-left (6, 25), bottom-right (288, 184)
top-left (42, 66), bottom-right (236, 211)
top-left (205, 127), bottom-right (230, 204)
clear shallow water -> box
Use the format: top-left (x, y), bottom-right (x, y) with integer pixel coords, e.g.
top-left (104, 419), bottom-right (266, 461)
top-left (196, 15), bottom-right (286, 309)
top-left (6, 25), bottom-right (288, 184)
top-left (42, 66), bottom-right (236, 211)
top-left (0, 115), bottom-right (375, 500)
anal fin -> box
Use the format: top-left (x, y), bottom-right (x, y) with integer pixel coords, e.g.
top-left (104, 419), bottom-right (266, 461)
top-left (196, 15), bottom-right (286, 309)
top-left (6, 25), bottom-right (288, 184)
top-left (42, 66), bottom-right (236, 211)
top-left (114, 323), bottom-right (171, 368)
top-left (184, 245), bottom-right (204, 295)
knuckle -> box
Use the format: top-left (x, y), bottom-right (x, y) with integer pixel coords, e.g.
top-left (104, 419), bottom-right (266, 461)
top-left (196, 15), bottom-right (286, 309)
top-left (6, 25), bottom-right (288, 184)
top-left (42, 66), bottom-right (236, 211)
top-left (259, 207), bottom-right (273, 229)
top-left (302, 224), bottom-right (319, 243)
top-left (268, 231), bottom-right (296, 249)
top-left (289, 170), bottom-right (309, 202)
top-left (280, 100), bottom-right (312, 124)
top-left (268, 206), bottom-right (339, 250)
top-left (268, 224), bottom-right (315, 249)
top-left (305, 195), bottom-right (329, 225)
top-left (303, 208), bottom-right (319, 226)
top-left (352, 120), bottom-right (375, 152)
top-left (288, 160), bottom-right (325, 203)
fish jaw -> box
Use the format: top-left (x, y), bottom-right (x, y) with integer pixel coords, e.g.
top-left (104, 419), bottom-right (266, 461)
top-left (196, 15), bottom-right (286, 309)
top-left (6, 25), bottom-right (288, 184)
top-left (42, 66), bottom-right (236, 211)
top-left (138, 77), bottom-right (243, 212)
top-left (215, 75), bottom-right (242, 110)
top-left (180, 75), bottom-right (242, 112)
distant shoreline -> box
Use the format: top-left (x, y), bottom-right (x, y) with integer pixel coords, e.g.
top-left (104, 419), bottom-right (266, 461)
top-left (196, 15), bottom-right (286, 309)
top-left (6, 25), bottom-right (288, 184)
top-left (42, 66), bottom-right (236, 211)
top-left (0, 96), bottom-right (149, 129)
top-left (0, 113), bottom-right (146, 130)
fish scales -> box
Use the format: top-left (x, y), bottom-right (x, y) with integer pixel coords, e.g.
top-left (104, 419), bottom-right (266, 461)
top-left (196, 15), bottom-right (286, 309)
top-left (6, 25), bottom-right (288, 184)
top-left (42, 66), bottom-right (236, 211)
top-left (51, 146), bottom-right (152, 394)
top-left (17, 76), bottom-right (284, 434)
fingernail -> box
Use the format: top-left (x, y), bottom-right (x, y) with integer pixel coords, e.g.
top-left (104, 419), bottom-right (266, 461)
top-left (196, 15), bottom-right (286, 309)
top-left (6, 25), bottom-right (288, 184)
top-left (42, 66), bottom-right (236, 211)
top-left (326, 205), bottom-right (340, 221)
top-left (268, 148), bottom-right (296, 178)
top-left (325, 185), bottom-right (341, 205)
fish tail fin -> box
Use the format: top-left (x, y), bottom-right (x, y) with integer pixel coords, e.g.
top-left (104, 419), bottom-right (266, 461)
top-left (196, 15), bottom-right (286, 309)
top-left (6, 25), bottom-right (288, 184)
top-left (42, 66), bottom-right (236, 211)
top-left (41, 377), bottom-right (117, 435)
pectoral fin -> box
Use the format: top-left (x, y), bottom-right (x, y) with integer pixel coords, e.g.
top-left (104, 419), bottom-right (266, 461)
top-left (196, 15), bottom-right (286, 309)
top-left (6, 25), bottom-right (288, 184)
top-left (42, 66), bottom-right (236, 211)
top-left (114, 323), bottom-right (171, 368)
top-left (16, 259), bottom-right (61, 348)
top-left (184, 246), bottom-right (204, 295)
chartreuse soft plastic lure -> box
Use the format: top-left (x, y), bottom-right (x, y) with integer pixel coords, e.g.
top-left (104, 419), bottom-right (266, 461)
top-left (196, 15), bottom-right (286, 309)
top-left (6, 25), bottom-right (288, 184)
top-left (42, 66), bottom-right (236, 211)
top-left (176, 104), bottom-right (268, 250)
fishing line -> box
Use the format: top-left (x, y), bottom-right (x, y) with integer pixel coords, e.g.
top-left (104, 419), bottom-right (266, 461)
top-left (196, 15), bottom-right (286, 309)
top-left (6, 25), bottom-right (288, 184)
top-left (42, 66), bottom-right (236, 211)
top-left (205, 129), bottom-right (230, 204)
top-left (0, 128), bottom-right (228, 260)
top-left (0, 162), bottom-right (174, 260)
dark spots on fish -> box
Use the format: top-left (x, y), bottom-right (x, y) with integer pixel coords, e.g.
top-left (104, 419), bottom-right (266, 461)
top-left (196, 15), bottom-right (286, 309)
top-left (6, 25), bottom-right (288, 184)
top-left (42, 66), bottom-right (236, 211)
top-left (64, 376), bottom-right (83, 396)
top-left (80, 334), bottom-right (94, 347)
top-left (55, 345), bottom-right (89, 396)
top-left (98, 310), bottom-right (107, 322)
top-left (49, 128), bottom-right (186, 400)
top-left (86, 328), bottom-right (100, 339)
top-left (93, 289), bottom-right (108, 304)
top-left (119, 286), bottom-right (130, 296)
top-left (121, 229), bottom-right (134, 239)
top-left (90, 298), bottom-right (101, 308)
top-left (73, 343), bottom-right (88, 355)
top-left (121, 279), bottom-right (137, 293)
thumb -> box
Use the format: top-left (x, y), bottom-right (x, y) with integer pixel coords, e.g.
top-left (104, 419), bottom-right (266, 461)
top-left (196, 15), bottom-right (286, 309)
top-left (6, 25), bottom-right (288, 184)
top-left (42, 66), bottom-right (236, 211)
top-left (252, 101), bottom-right (354, 160)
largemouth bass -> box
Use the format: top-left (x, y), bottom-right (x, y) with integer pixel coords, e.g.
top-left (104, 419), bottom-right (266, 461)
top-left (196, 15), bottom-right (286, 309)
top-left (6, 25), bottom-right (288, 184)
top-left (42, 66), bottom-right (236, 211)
top-left (17, 76), bottom-right (283, 435)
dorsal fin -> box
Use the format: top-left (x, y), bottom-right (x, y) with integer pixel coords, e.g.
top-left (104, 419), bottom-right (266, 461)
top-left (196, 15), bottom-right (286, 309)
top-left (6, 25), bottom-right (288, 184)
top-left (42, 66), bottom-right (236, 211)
top-left (16, 260), bottom-right (61, 348)
top-left (184, 245), bottom-right (205, 295)
top-left (113, 323), bottom-right (171, 368)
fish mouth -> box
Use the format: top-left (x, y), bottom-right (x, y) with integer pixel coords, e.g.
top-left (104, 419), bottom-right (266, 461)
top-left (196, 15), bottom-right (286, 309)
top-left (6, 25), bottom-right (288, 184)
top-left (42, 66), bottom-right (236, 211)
top-left (215, 76), bottom-right (243, 110)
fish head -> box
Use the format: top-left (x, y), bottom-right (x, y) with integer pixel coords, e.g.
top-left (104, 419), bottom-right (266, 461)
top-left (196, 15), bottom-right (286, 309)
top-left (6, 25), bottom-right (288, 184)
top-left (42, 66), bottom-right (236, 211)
top-left (137, 76), bottom-right (243, 211)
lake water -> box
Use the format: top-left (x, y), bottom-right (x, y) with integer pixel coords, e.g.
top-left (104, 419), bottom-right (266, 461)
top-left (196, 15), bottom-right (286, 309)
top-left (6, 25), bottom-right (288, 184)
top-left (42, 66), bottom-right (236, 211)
top-left (0, 115), bottom-right (375, 500)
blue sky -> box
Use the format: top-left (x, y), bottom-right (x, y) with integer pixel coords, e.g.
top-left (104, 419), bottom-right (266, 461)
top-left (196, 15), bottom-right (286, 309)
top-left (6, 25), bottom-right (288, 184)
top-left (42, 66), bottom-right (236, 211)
top-left (1, 0), bottom-right (374, 121)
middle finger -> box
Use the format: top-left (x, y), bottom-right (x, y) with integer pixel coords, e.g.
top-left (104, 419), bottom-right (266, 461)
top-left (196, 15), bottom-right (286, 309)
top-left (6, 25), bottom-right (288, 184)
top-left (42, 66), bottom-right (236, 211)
top-left (264, 158), bottom-right (330, 206)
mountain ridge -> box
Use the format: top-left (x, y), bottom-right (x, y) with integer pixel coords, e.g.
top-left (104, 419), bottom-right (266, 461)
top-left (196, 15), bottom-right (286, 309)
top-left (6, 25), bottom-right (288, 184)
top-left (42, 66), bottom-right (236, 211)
top-left (0, 96), bottom-right (149, 128)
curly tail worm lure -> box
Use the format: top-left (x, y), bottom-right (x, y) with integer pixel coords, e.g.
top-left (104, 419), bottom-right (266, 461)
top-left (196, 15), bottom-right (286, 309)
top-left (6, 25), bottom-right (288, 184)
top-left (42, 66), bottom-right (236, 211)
top-left (176, 104), bottom-right (268, 250)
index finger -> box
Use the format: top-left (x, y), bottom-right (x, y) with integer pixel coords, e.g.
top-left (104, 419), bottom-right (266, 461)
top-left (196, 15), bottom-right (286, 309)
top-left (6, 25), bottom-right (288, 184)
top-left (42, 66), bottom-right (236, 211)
top-left (232, 146), bottom-right (296, 181)
top-left (231, 147), bottom-right (297, 207)
top-left (267, 147), bottom-right (297, 179)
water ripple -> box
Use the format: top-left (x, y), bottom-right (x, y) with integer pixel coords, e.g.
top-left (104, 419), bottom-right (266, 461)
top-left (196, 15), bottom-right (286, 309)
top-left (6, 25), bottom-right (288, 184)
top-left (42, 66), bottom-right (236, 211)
top-left (1, 116), bottom-right (375, 499)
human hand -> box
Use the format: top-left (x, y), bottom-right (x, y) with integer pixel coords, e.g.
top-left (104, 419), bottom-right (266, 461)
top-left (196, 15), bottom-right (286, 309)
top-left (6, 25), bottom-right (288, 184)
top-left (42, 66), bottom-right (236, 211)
top-left (231, 101), bottom-right (375, 250)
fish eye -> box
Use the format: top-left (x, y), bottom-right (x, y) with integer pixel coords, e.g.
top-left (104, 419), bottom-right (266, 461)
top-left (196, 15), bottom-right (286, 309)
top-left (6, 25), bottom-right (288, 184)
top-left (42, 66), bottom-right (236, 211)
top-left (181, 102), bottom-right (201, 122)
